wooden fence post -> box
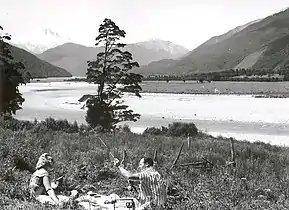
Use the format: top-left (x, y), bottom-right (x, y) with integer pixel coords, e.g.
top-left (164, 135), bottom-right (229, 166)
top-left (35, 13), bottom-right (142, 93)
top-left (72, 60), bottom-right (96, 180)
top-left (187, 134), bottom-right (191, 149)
top-left (121, 150), bottom-right (127, 167)
top-left (230, 137), bottom-right (236, 167)
top-left (153, 149), bottom-right (158, 166)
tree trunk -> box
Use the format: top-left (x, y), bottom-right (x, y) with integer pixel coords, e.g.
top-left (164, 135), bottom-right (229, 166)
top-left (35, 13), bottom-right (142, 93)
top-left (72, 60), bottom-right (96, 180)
top-left (97, 34), bottom-right (109, 101)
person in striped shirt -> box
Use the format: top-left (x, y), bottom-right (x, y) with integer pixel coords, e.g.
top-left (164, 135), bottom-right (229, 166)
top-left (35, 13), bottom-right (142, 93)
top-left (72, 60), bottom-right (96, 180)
top-left (114, 157), bottom-right (167, 209)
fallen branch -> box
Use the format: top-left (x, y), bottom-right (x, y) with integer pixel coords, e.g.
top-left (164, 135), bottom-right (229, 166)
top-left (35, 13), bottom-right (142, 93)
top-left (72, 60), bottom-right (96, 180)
top-left (97, 136), bottom-right (115, 159)
top-left (178, 162), bottom-right (205, 167)
top-left (171, 143), bottom-right (184, 169)
top-left (202, 158), bottom-right (214, 167)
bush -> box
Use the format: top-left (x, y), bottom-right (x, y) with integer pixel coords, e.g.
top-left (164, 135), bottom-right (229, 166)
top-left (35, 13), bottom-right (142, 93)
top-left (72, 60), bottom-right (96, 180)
top-left (117, 124), bottom-right (131, 133)
top-left (167, 122), bottom-right (198, 137)
top-left (143, 126), bottom-right (165, 136)
top-left (0, 116), bottom-right (86, 134)
top-left (143, 122), bottom-right (198, 137)
top-left (43, 118), bottom-right (79, 133)
top-left (0, 115), bottom-right (36, 131)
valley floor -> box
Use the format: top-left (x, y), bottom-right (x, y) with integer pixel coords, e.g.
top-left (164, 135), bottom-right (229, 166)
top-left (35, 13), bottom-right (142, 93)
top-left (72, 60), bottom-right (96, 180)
top-left (141, 80), bottom-right (289, 96)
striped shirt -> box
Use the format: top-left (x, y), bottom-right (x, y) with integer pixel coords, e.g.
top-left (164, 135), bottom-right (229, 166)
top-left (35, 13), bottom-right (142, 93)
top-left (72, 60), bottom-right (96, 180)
top-left (134, 167), bottom-right (167, 206)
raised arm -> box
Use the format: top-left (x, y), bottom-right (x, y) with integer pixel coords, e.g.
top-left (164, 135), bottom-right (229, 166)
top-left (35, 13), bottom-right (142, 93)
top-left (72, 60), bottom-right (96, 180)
top-left (114, 158), bottom-right (140, 181)
top-left (118, 166), bottom-right (133, 178)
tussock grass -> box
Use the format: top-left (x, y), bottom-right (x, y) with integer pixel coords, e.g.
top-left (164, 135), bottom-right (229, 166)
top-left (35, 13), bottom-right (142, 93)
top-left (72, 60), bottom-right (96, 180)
top-left (1, 118), bottom-right (289, 209)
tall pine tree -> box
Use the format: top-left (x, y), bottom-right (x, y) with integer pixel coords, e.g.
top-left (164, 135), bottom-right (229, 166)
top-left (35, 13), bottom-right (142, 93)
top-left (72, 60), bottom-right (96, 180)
top-left (83, 19), bottom-right (143, 130)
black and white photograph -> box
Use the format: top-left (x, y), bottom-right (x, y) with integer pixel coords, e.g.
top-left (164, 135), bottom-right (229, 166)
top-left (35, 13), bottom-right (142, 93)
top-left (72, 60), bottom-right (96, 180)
top-left (1, 0), bottom-right (289, 209)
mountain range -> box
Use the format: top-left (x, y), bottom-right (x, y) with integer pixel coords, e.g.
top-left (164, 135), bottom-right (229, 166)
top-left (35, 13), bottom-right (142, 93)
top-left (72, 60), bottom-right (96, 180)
top-left (10, 7), bottom-right (289, 77)
top-left (36, 40), bottom-right (189, 76)
top-left (133, 19), bottom-right (262, 75)
top-left (163, 8), bottom-right (289, 74)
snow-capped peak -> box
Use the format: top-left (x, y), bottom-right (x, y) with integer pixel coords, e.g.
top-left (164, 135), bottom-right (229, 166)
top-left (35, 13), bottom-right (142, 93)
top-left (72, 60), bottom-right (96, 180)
top-left (136, 38), bottom-right (189, 59)
top-left (11, 28), bottom-right (71, 54)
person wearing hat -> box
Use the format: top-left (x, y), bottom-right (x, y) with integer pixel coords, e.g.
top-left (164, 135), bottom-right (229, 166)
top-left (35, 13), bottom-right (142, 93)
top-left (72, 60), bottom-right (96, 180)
top-left (29, 153), bottom-right (70, 206)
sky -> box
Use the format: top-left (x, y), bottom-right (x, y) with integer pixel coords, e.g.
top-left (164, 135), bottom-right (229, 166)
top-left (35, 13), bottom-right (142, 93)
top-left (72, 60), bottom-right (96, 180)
top-left (0, 0), bottom-right (289, 50)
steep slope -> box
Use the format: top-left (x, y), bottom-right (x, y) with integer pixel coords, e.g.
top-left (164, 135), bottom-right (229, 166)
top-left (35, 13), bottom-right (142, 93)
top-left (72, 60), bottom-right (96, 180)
top-left (253, 34), bottom-right (289, 71)
top-left (37, 40), bottom-right (189, 76)
top-left (168, 8), bottom-right (289, 74)
top-left (9, 45), bottom-right (72, 78)
top-left (203, 19), bottom-right (261, 47)
top-left (233, 47), bottom-right (267, 70)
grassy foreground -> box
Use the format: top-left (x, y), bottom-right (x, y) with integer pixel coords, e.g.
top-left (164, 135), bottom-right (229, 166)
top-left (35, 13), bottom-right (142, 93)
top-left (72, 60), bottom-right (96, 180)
top-left (1, 118), bottom-right (289, 209)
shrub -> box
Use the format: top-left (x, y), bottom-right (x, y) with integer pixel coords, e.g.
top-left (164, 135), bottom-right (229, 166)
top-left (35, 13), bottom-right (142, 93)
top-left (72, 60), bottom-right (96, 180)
top-left (117, 124), bottom-right (131, 133)
top-left (167, 122), bottom-right (198, 137)
top-left (143, 127), bottom-right (163, 136)
top-left (43, 118), bottom-right (79, 133)
top-left (143, 122), bottom-right (198, 137)
top-left (0, 115), bottom-right (36, 131)
top-left (0, 116), bottom-right (86, 134)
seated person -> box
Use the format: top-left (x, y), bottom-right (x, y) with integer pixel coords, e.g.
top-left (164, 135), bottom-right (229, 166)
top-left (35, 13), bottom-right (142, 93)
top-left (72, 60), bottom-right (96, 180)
top-left (114, 157), bottom-right (167, 209)
top-left (29, 153), bottom-right (71, 206)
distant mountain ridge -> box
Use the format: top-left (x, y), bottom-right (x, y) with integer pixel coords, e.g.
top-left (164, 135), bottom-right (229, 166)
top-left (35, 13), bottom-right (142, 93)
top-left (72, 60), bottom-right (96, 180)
top-left (164, 8), bottom-right (289, 74)
top-left (128, 19), bottom-right (264, 75)
top-left (8, 44), bottom-right (72, 78)
top-left (136, 38), bottom-right (189, 59)
top-left (36, 39), bottom-right (189, 76)
top-left (9, 8), bottom-right (289, 76)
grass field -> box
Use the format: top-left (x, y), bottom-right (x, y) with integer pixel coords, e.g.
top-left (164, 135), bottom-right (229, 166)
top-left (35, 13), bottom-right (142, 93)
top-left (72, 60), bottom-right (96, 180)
top-left (1, 118), bottom-right (289, 209)
top-left (31, 78), bottom-right (289, 95)
top-left (141, 81), bottom-right (289, 96)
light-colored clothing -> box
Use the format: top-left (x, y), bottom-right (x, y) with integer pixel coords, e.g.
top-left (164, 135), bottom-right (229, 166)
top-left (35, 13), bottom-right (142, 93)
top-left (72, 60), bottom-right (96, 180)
top-left (133, 167), bottom-right (167, 207)
top-left (36, 195), bottom-right (69, 205)
top-left (29, 168), bottom-right (49, 197)
top-left (29, 168), bottom-right (70, 205)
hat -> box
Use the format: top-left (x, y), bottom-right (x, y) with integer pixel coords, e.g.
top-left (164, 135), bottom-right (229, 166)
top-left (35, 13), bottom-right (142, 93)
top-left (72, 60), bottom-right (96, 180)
top-left (36, 153), bottom-right (54, 169)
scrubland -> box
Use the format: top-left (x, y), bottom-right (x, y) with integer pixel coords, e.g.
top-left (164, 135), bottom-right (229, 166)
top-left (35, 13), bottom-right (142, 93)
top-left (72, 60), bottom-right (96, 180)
top-left (1, 117), bottom-right (289, 209)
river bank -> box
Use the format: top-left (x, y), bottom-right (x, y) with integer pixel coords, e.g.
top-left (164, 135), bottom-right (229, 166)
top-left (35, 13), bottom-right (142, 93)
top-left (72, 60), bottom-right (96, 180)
top-left (15, 81), bottom-right (289, 146)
